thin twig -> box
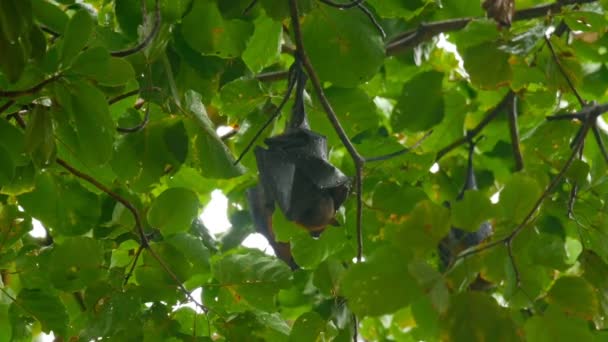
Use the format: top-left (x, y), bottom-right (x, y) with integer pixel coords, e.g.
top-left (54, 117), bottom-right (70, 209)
top-left (507, 94), bottom-right (524, 171)
top-left (108, 89), bottom-right (140, 105)
top-left (124, 244), bottom-right (145, 285)
top-left (544, 35), bottom-right (586, 107)
top-left (0, 100), bottom-right (15, 115)
top-left (436, 91), bottom-right (513, 161)
top-left (117, 62), bottom-right (154, 133)
top-left (364, 130), bottom-right (432, 162)
top-left (255, 70), bottom-right (290, 82)
top-left (318, 0), bottom-right (365, 9)
top-left (110, 0), bottom-right (161, 57)
top-left (546, 113), bottom-right (584, 121)
top-left (0, 75), bottom-right (61, 98)
top-left (234, 65), bottom-right (298, 164)
top-left (355, 3), bottom-right (386, 38)
top-left (243, 0), bottom-right (258, 14)
top-left (505, 239), bottom-right (520, 287)
top-left (592, 125), bottom-right (608, 164)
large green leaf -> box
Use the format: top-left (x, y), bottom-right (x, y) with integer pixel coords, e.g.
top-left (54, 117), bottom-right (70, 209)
top-left (49, 237), bottom-right (105, 291)
top-left (185, 90), bottom-right (245, 178)
top-left (213, 250), bottom-right (292, 311)
top-left (451, 190), bottom-right (495, 232)
top-left (147, 187), bottom-right (200, 236)
top-left (524, 306), bottom-right (594, 342)
top-left (60, 10), bottom-right (93, 66)
top-left (181, 0), bottom-right (253, 58)
top-left (547, 276), bottom-right (599, 320)
top-left (242, 15), bottom-right (282, 73)
top-left (392, 71), bottom-right (445, 132)
top-left (18, 173), bottom-right (101, 236)
top-left (301, 5), bottom-right (385, 87)
top-left (66, 81), bottom-right (115, 166)
top-left (24, 105), bottom-right (56, 168)
top-left (340, 246), bottom-right (418, 316)
top-left (441, 292), bottom-right (521, 341)
top-left (463, 42), bottom-right (512, 89)
top-left (499, 173), bottom-right (542, 224)
top-left (12, 289), bottom-right (69, 337)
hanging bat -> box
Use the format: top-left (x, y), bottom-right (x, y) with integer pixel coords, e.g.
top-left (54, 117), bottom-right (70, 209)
top-left (246, 61), bottom-right (350, 267)
top-left (438, 139), bottom-right (493, 270)
top-left (254, 63), bottom-right (350, 234)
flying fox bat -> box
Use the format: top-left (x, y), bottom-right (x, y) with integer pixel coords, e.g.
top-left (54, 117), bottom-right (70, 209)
top-left (254, 62), bottom-right (350, 234)
top-left (438, 139), bottom-right (493, 270)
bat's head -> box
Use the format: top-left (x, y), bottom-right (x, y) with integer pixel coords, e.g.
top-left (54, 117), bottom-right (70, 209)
top-left (293, 193), bottom-right (336, 234)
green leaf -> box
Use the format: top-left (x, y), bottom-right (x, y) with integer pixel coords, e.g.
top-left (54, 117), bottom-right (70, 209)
top-left (166, 233), bottom-right (211, 280)
top-left (0, 34), bottom-right (26, 83)
top-left (72, 47), bottom-right (136, 86)
top-left (67, 81), bottom-right (115, 166)
top-left (31, 0), bottom-right (68, 34)
top-left (242, 15), bottom-right (282, 73)
top-left (60, 10), bottom-right (93, 66)
top-left (340, 246), bottom-right (418, 316)
top-left (181, 0), bottom-right (253, 58)
top-left (49, 237), bottom-right (105, 291)
top-left (463, 42), bottom-right (512, 89)
top-left (185, 90), bottom-right (245, 178)
top-left (547, 276), bottom-right (599, 320)
top-left (291, 226), bottom-right (346, 269)
top-left (148, 188), bottom-right (200, 236)
top-left (451, 190), bottom-right (494, 232)
top-left (18, 173), bottom-right (101, 236)
top-left (112, 117), bottom-right (188, 190)
top-left (289, 312), bottom-right (326, 342)
top-left (372, 181), bottom-right (428, 215)
top-left (24, 105), bottom-right (56, 168)
top-left (0, 119), bottom-right (25, 164)
top-left (441, 292), bottom-right (521, 342)
top-left (13, 289), bottom-right (69, 336)
top-left (94, 57), bottom-right (136, 86)
top-left (524, 306), bottom-right (594, 342)
top-left (114, 0), bottom-right (142, 39)
top-left (0, 145), bottom-right (15, 186)
top-left (499, 173), bottom-right (542, 223)
top-left (0, 0), bottom-right (32, 43)
top-left (301, 5), bottom-right (385, 87)
top-left (0, 304), bottom-right (11, 342)
top-left (213, 250), bottom-right (292, 311)
top-left (135, 242), bottom-right (193, 300)
top-left (392, 71), bottom-right (445, 132)
top-left (219, 78), bottom-right (267, 118)
top-left (388, 200), bottom-right (451, 256)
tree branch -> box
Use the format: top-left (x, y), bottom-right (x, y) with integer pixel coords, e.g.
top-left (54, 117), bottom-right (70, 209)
top-left (386, 0), bottom-right (598, 55)
top-left (0, 75), bottom-right (61, 99)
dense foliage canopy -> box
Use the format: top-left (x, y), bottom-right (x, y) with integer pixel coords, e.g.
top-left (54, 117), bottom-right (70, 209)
top-left (1, 0), bottom-right (608, 340)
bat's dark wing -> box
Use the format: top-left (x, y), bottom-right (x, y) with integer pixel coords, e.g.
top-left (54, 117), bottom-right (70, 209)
top-left (254, 146), bottom-right (296, 218)
top-left (256, 128), bottom-right (351, 230)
